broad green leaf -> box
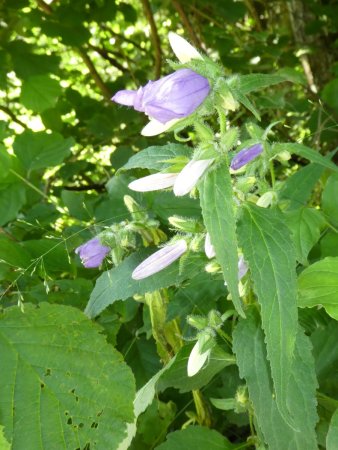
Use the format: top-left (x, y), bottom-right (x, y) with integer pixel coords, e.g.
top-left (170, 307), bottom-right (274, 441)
top-left (320, 231), bottom-right (338, 258)
top-left (322, 79), bottom-right (338, 111)
top-left (151, 191), bottom-right (201, 222)
top-left (13, 130), bottom-right (74, 171)
top-left (199, 162), bottom-right (245, 317)
top-left (233, 308), bottom-right (318, 450)
top-left (237, 204), bottom-right (298, 424)
top-left (274, 143), bottom-right (338, 173)
top-left (0, 183), bottom-right (26, 226)
top-left (155, 425), bottom-right (234, 450)
top-left (20, 75), bottom-right (62, 113)
top-left (121, 144), bottom-right (191, 172)
top-left (278, 163), bottom-right (324, 210)
top-left (157, 345), bottom-right (235, 393)
top-left (322, 174), bottom-right (338, 227)
top-left (0, 303), bottom-right (135, 450)
top-left (298, 257), bottom-right (338, 320)
top-left (85, 250), bottom-right (206, 318)
top-left (284, 208), bottom-right (325, 264)
top-left (327, 409), bottom-right (338, 450)
top-left (22, 238), bottom-right (72, 274)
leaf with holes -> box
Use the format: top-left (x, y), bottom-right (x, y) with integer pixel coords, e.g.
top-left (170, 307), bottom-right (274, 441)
top-left (0, 303), bottom-right (135, 450)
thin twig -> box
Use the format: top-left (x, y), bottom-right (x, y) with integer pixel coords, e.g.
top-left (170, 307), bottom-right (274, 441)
top-left (140, 0), bottom-right (162, 79)
top-left (88, 44), bottom-right (125, 72)
top-left (77, 48), bottom-right (112, 99)
top-left (36, 0), bottom-right (52, 15)
top-left (172, 0), bottom-right (202, 49)
top-left (0, 106), bottom-right (27, 129)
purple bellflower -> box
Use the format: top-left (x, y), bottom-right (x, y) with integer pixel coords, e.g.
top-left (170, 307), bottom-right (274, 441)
top-left (230, 143), bottom-right (263, 171)
top-left (112, 69), bottom-right (210, 125)
top-left (75, 237), bottom-right (110, 268)
top-left (132, 240), bottom-right (187, 280)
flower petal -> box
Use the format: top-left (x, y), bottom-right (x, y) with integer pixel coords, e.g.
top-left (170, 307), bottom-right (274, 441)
top-left (128, 173), bottom-right (178, 192)
top-left (111, 90), bottom-right (137, 106)
top-left (174, 159), bottom-right (214, 196)
top-left (132, 239), bottom-right (187, 280)
top-left (204, 232), bottom-right (216, 259)
top-left (168, 32), bottom-right (202, 63)
top-left (141, 118), bottom-right (180, 136)
top-left (75, 238), bottom-right (110, 269)
top-left (230, 143), bottom-right (263, 171)
top-left (224, 256), bottom-right (248, 286)
top-left (187, 341), bottom-right (210, 377)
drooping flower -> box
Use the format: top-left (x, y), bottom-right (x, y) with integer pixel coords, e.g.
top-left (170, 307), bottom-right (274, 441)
top-left (75, 237), bottom-right (110, 268)
top-left (204, 232), bottom-right (216, 259)
top-left (128, 173), bottom-right (178, 192)
top-left (187, 340), bottom-right (211, 377)
top-left (132, 239), bottom-right (187, 280)
top-left (230, 143), bottom-right (263, 170)
top-left (173, 159), bottom-right (214, 197)
top-left (224, 256), bottom-right (248, 286)
top-left (112, 69), bottom-right (210, 125)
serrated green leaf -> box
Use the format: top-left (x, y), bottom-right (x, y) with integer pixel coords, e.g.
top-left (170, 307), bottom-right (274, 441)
top-left (298, 257), bottom-right (338, 320)
top-left (155, 425), bottom-right (234, 450)
top-left (278, 163), bottom-right (324, 210)
top-left (322, 174), bottom-right (338, 227)
top-left (13, 130), bottom-right (74, 171)
top-left (85, 250), bottom-right (206, 318)
top-left (237, 204), bottom-right (298, 424)
top-left (121, 144), bottom-right (191, 172)
top-left (274, 143), bottom-right (338, 173)
top-left (234, 72), bottom-right (295, 95)
top-left (233, 308), bottom-right (318, 450)
top-left (0, 303), bottom-right (135, 450)
top-left (285, 208), bottom-right (325, 264)
top-left (21, 75), bottom-right (62, 113)
top-left (327, 409), bottom-right (338, 450)
top-left (157, 345), bottom-right (235, 393)
top-left (199, 162), bottom-right (245, 317)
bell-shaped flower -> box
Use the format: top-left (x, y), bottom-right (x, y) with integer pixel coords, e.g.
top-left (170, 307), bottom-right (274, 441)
top-left (204, 232), bottom-right (216, 259)
top-left (112, 69), bottom-right (210, 128)
top-left (187, 340), bottom-right (211, 377)
top-left (128, 173), bottom-right (178, 192)
top-left (173, 158), bottom-right (214, 197)
top-left (132, 239), bottom-right (187, 280)
top-left (224, 256), bottom-right (248, 286)
top-left (230, 143), bottom-right (263, 170)
top-left (168, 32), bottom-right (203, 63)
top-left (75, 237), bottom-right (110, 268)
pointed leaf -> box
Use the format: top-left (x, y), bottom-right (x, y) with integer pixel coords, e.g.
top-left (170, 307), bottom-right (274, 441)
top-left (233, 308), bottom-right (318, 450)
top-left (237, 204), bottom-right (298, 423)
top-left (327, 409), bottom-right (338, 450)
top-left (199, 161), bottom-right (245, 317)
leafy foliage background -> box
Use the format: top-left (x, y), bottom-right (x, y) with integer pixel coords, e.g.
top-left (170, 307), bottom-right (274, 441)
top-left (0, 0), bottom-right (338, 449)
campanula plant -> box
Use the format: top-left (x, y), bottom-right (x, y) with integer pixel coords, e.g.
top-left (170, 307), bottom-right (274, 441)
top-left (78, 32), bottom-right (335, 449)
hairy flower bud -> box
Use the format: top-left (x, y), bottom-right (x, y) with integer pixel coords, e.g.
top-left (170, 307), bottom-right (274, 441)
top-left (75, 237), bottom-right (110, 268)
top-left (112, 69), bottom-right (210, 125)
top-left (132, 240), bottom-right (187, 280)
top-left (173, 159), bottom-right (214, 197)
top-left (230, 143), bottom-right (263, 170)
